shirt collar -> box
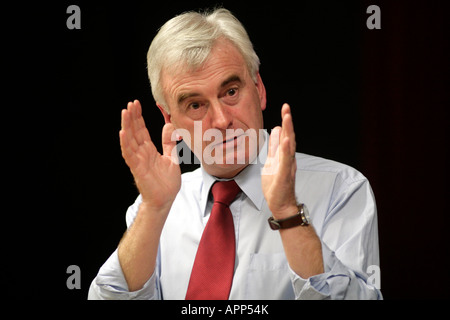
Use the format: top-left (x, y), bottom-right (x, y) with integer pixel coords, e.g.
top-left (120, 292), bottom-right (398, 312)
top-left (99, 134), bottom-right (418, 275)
top-left (200, 131), bottom-right (268, 216)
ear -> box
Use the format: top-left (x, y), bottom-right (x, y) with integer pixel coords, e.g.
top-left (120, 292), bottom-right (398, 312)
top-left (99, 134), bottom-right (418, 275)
top-left (157, 103), bottom-right (183, 141)
top-left (255, 73), bottom-right (267, 111)
top-left (157, 103), bottom-right (171, 124)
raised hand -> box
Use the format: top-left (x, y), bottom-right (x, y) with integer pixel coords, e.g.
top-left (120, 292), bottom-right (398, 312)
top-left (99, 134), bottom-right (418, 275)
top-left (262, 104), bottom-right (324, 278)
top-left (261, 103), bottom-right (298, 219)
top-left (119, 100), bottom-right (181, 210)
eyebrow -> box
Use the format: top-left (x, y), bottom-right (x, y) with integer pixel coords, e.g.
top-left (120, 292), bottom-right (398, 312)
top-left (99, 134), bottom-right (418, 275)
top-left (176, 75), bottom-right (243, 105)
top-left (220, 75), bottom-right (243, 89)
top-left (177, 92), bottom-right (201, 105)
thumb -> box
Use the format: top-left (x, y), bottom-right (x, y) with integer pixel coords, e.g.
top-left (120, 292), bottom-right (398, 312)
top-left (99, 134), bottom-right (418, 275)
top-left (268, 126), bottom-right (281, 158)
top-left (162, 123), bottom-right (179, 164)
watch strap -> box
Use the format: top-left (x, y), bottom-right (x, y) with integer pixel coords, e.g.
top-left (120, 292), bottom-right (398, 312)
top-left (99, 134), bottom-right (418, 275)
top-left (268, 205), bottom-right (309, 230)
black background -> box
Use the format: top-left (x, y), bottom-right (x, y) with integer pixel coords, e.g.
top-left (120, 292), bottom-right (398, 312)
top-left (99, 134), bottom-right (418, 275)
top-left (6, 0), bottom-right (449, 300)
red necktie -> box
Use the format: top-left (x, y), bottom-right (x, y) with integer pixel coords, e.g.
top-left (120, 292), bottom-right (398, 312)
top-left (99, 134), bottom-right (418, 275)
top-left (185, 180), bottom-right (241, 300)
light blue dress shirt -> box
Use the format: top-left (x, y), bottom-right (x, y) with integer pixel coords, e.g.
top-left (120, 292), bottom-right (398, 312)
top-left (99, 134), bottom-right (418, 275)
top-left (88, 135), bottom-right (382, 300)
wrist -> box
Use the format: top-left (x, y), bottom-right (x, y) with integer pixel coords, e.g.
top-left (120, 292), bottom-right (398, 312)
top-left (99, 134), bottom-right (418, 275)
top-left (138, 200), bottom-right (172, 221)
top-left (268, 203), bottom-right (311, 230)
top-left (271, 203), bottom-right (299, 220)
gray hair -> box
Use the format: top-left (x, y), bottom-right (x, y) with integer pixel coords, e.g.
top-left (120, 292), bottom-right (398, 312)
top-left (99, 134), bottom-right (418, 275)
top-left (147, 8), bottom-right (260, 113)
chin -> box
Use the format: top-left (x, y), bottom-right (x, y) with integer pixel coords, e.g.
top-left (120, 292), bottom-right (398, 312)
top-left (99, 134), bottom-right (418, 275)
top-left (203, 161), bottom-right (249, 179)
top-left (200, 137), bottom-right (261, 178)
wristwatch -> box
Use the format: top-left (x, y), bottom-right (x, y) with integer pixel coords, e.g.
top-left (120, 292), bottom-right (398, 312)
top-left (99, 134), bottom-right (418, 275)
top-left (268, 204), bottom-right (310, 230)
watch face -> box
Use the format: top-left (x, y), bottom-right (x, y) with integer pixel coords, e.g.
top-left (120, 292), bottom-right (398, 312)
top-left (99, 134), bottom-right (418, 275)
top-left (301, 204), bottom-right (310, 224)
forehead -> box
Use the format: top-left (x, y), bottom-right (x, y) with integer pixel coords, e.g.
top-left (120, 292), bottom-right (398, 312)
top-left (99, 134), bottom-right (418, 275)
top-left (161, 41), bottom-right (248, 102)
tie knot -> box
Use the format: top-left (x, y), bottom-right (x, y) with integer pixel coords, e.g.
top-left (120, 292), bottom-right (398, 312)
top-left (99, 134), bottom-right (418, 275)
top-left (211, 180), bottom-right (241, 207)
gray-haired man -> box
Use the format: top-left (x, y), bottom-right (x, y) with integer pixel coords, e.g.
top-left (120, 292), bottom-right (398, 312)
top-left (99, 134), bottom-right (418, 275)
top-left (89, 8), bottom-right (381, 300)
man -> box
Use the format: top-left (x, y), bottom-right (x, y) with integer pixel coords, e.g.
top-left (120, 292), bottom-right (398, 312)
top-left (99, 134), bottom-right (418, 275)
top-left (88, 8), bottom-right (381, 300)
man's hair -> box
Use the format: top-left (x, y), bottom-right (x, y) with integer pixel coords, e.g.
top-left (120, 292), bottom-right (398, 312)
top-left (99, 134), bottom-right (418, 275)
top-left (147, 8), bottom-right (260, 113)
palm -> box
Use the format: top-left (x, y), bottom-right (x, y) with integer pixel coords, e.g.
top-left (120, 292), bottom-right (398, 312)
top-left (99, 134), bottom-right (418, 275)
top-left (261, 104), bottom-right (298, 218)
top-left (120, 100), bottom-right (181, 208)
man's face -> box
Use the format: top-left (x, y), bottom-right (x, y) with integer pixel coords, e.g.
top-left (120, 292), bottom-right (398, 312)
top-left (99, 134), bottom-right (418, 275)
top-left (159, 40), bottom-right (267, 178)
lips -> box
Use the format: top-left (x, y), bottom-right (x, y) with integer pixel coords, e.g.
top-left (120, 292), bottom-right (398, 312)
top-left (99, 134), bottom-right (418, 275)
top-left (223, 136), bottom-right (238, 144)
top-left (222, 134), bottom-right (244, 147)
top-left (208, 134), bottom-right (243, 148)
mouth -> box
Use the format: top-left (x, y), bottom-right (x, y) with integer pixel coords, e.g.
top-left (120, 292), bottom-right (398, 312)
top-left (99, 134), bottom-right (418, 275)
top-left (222, 134), bottom-right (245, 148)
top-left (209, 134), bottom-right (243, 148)
top-left (223, 136), bottom-right (239, 144)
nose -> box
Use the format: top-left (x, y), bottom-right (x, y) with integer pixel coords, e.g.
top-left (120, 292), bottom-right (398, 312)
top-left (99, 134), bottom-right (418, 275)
top-left (208, 100), bottom-right (233, 130)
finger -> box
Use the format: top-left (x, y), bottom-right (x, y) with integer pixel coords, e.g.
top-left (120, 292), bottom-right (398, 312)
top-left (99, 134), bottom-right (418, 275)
top-left (282, 113), bottom-right (296, 156)
top-left (278, 104), bottom-right (296, 177)
top-left (280, 104), bottom-right (289, 148)
top-left (133, 99), bottom-right (142, 117)
top-left (128, 100), bottom-right (152, 146)
top-left (130, 100), bottom-right (144, 128)
top-left (120, 110), bottom-right (138, 152)
top-left (122, 101), bottom-right (140, 134)
top-left (119, 129), bottom-right (139, 168)
top-left (271, 136), bottom-right (295, 182)
top-left (121, 105), bottom-right (132, 131)
top-left (262, 126), bottom-right (280, 176)
top-left (134, 100), bottom-right (148, 133)
top-left (267, 126), bottom-right (281, 159)
top-left (120, 127), bottom-right (139, 155)
top-left (281, 103), bottom-right (296, 156)
top-left (122, 104), bottom-right (150, 158)
top-left (281, 102), bottom-right (290, 118)
top-left (162, 123), bottom-right (179, 164)
top-left (128, 100), bottom-right (139, 132)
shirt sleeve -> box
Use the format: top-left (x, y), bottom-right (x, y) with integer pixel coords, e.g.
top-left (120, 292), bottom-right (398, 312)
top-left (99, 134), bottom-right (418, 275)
top-left (289, 243), bottom-right (382, 299)
top-left (87, 248), bottom-right (161, 300)
top-left (289, 176), bottom-right (382, 300)
top-left (88, 196), bottom-right (162, 300)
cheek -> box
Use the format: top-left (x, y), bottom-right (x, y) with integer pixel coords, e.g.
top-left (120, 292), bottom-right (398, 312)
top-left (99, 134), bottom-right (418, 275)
top-left (235, 95), bottom-right (264, 130)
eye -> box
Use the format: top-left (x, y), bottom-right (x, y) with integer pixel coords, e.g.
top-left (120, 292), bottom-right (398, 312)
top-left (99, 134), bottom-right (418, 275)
top-left (189, 102), bottom-right (200, 110)
top-left (222, 87), bottom-right (240, 105)
top-left (227, 88), bottom-right (237, 97)
top-left (185, 101), bottom-right (207, 120)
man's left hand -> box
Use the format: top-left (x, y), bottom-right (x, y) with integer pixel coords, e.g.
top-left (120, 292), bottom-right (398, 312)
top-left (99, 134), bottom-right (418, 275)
top-left (262, 103), bottom-right (299, 219)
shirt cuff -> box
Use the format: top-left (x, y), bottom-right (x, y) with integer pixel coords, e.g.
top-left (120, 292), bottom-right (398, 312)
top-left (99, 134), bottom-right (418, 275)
top-left (88, 249), bottom-right (160, 300)
top-left (288, 243), bottom-right (382, 300)
top-left (288, 265), bottom-right (330, 300)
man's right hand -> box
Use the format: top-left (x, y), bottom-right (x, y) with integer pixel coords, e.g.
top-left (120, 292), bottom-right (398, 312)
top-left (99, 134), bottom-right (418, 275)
top-left (119, 100), bottom-right (181, 212)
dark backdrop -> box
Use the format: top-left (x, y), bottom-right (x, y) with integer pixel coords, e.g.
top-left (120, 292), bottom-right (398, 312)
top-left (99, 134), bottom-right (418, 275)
top-left (7, 0), bottom-right (449, 299)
